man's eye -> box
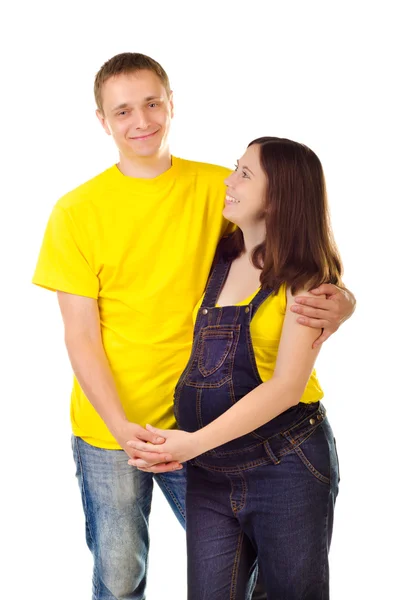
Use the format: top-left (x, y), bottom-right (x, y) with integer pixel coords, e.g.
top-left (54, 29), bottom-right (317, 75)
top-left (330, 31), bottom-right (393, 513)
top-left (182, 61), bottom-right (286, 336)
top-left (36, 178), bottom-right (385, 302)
top-left (118, 111), bottom-right (127, 116)
top-left (148, 103), bottom-right (158, 108)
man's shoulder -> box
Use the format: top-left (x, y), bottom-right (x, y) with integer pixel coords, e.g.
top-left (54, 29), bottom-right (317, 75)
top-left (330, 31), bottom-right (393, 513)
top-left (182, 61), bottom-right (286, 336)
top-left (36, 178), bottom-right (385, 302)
top-left (176, 157), bottom-right (232, 180)
top-left (56, 166), bottom-right (116, 211)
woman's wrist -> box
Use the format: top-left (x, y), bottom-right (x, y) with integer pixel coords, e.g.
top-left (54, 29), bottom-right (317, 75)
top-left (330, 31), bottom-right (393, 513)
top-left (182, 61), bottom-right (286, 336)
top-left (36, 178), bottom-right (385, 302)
top-left (191, 429), bottom-right (212, 458)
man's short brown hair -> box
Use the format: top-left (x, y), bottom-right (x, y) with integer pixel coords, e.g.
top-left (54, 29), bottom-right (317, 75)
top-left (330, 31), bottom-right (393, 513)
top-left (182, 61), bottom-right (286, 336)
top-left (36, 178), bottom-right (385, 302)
top-left (94, 52), bottom-right (171, 114)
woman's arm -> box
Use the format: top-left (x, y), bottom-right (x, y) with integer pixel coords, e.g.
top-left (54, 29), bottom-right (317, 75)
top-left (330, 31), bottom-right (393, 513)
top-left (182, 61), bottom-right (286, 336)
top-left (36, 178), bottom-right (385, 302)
top-left (191, 287), bottom-right (323, 455)
top-left (128, 288), bottom-right (325, 466)
top-left (292, 283), bottom-right (356, 347)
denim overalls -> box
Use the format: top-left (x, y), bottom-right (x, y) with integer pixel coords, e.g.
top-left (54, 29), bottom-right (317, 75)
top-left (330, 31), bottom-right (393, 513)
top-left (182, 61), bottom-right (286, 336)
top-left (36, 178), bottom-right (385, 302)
top-left (175, 259), bottom-right (339, 600)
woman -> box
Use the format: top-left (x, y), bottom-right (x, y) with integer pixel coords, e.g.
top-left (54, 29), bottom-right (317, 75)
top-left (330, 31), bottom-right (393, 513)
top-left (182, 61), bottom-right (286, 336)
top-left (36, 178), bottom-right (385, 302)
top-left (129, 137), bottom-right (342, 599)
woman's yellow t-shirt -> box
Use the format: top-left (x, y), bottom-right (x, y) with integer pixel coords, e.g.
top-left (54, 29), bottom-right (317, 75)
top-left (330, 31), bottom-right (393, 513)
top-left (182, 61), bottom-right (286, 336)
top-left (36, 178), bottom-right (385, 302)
top-left (193, 283), bottom-right (323, 404)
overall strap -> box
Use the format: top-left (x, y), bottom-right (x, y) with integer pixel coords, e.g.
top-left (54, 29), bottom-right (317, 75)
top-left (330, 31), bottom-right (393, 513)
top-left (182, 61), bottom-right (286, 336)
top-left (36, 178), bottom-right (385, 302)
top-left (249, 286), bottom-right (275, 319)
top-left (201, 259), bottom-right (232, 308)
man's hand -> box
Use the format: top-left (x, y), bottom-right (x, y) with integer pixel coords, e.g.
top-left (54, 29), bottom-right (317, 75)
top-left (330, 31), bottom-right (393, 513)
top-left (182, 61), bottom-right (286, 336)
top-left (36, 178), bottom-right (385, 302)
top-left (291, 283), bottom-right (356, 348)
top-left (126, 425), bottom-right (198, 473)
top-left (114, 422), bottom-right (183, 472)
top-left (56, 292), bottom-right (175, 466)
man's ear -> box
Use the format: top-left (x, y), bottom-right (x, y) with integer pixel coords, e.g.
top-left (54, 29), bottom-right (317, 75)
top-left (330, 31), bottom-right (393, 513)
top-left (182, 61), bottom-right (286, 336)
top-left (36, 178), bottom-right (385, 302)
top-left (96, 109), bottom-right (111, 136)
top-left (169, 91), bottom-right (174, 119)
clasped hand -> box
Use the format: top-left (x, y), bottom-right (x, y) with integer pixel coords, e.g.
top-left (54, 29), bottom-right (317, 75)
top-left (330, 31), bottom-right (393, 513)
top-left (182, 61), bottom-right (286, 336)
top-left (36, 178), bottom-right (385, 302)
top-left (127, 425), bottom-right (197, 473)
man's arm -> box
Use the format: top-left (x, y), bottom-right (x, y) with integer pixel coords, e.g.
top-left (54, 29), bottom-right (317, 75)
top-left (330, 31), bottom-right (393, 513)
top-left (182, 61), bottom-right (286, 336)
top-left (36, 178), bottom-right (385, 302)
top-left (291, 283), bottom-right (356, 348)
top-left (57, 292), bottom-right (180, 468)
top-left (127, 288), bottom-right (324, 466)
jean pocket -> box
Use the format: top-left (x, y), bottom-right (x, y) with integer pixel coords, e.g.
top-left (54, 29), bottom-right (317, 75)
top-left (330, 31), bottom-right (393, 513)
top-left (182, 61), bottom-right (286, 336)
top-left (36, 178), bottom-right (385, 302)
top-left (292, 424), bottom-right (331, 485)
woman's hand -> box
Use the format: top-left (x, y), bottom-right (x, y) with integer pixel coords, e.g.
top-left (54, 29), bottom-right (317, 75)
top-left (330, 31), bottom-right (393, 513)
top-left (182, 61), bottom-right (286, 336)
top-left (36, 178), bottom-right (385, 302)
top-left (127, 425), bottom-right (201, 470)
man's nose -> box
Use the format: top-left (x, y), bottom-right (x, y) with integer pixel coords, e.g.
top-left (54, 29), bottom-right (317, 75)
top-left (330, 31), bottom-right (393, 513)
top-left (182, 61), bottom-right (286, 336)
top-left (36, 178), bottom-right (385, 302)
top-left (135, 109), bottom-right (150, 129)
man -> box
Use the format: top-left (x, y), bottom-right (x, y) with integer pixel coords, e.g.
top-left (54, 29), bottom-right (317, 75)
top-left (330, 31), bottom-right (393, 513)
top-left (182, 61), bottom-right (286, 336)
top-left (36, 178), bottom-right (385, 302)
top-left (33, 52), bottom-right (355, 600)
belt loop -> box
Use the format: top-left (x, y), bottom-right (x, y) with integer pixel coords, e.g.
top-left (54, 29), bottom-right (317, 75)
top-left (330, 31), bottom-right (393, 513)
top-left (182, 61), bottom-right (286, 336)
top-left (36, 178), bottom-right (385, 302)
top-left (264, 440), bottom-right (280, 465)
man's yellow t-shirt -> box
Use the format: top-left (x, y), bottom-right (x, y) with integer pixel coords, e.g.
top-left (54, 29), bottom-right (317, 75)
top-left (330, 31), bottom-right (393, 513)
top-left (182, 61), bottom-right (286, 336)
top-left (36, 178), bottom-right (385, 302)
top-left (33, 157), bottom-right (231, 449)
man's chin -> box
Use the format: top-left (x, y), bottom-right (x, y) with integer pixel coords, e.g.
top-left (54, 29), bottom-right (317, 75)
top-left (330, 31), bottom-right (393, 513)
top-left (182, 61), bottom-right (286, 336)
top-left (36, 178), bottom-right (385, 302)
top-left (124, 147), bottom-right (162, 159)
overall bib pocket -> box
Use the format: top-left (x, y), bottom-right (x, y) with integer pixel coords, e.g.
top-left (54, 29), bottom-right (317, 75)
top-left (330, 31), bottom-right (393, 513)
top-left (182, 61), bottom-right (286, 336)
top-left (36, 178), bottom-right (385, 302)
top-left (185, 325), bottom-right (240, 388)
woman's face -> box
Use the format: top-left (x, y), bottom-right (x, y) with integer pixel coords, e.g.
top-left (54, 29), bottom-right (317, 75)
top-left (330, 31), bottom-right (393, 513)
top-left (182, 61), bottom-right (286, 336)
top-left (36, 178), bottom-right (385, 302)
top-left (223, 144), bottom-right (268, 228)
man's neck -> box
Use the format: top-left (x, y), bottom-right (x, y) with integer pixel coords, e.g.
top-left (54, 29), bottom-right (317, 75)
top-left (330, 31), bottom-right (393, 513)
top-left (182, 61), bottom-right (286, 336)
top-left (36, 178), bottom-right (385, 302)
top-left (117, 151), bottom-right (172, 179)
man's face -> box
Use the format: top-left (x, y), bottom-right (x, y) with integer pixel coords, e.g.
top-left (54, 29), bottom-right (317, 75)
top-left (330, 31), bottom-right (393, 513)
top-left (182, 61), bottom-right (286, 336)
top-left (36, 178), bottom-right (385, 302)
top-left (97, 69), bottom-right (173, 160)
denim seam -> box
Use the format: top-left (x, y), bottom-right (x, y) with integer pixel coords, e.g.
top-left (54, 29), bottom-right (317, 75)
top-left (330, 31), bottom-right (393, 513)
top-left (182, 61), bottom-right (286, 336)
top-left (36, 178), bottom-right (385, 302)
top-left (264, 440), bottom-right (281, 465)
top-left (202, 260), bottom-right (231, 307)
top-left (206, 438), bottom-right (267, 457)
top-left (284, 404), bottom-right (326, 437)
top-left (230, 529), bottom-right (244, 600)
top-left (245, 304), bottom-right (275, 442)
top-left (186, 376), bottom-right (232, 389)
top-left (245, 310), bottom-right (264, 388)
top-left (215, 261), bottom-right (232, 304)
top-left (157, 474), bottom-right (186, 520)
top-left (207, 266), bottom-right (226, 306)
top-left (194, 419), bottom-right (323, 473)
top-left (285, 428), bottom-right (321, 449)
top-left (321, 490), bottom-right (331, 595)
top-left (196, 388), bottom-right (203, 430)
top-left (204, 405), bottom-right (318, 458)
top-left (239, 474), bottom-right (247, 513)
top-left (229, 379), bottom-right (236, 406)
top-left (211, 404), bottom-right (321, 456)
top-left (229, 475), bottom-right (237, 514)
top-left (174, 385), bottom-right (181, 422)
top-left (334, 437), bottom-right (341, 484)
top-left (174, 363), bottom-right (191, 422)
top-left (195, 456), bottom-right (272, 473)
top-left (200, 325), bottom-right (241, 331)
top-left (198, 331), bottom-right (234, 377)
top-left (74, 438), bottom-right (99, 599)
top-left (186, 325), bottom-right (241, 388)
top-left (289, 440), bottom-right (330, 485)
top-left (227, 324), bottom-right (241, 383)
top-left (228, 473), bottom-right (245, 514)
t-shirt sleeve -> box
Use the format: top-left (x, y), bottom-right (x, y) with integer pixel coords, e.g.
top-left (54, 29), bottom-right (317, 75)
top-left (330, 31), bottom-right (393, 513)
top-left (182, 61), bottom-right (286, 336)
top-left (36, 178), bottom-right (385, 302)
top-left (279, 283), bottom-right (287, 315)
top-left (32, 205), bottom-right (99, 298)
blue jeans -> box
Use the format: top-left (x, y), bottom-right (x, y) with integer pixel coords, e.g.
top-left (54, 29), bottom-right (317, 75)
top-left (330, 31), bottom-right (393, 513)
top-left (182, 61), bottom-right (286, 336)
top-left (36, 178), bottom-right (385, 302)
top-left (186, 408), bottom-right (339, 600)
top-left (72, 436), bottom-right (186, 600)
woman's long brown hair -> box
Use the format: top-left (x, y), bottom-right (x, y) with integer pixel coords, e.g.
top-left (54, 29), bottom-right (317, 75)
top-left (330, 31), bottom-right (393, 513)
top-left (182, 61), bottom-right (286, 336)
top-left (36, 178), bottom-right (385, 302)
top-left (219, 137), bottom-right (343, 294)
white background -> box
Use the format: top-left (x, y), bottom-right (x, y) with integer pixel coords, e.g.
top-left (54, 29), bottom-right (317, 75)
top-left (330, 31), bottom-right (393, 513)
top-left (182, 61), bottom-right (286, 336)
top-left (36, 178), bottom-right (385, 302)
top-left (1, 1), bottom-right (396, 598)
